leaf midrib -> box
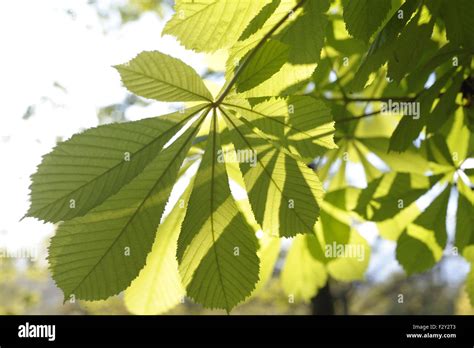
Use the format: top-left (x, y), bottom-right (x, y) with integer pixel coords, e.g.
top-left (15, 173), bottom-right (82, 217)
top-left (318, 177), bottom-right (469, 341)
top-left (29, 105), bottom-right (208, 220)
top-left (64, 111), bottom-right (208, 298)
top-left (209, 111), bottom-right (231, 312)
top-left (223, 101), bottom-right (329, 141)
top-left (164, 0), bottom-right (219, 31)
top-left (220, 106), bottom-right (317, 235)
top-left (118, 65), bottom-right (213, 102)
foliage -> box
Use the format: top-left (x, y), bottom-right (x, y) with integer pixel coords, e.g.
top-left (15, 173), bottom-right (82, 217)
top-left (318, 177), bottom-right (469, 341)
top-left (27, 0), bottom-right (473, 313)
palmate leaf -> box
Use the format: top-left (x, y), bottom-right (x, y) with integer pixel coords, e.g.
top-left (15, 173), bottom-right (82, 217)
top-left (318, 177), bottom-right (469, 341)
top-left (27, 13), bottom-right (337, 310)
top-left (424, 134), bottom-right (455, 168)
top-left (27, 104), bottom-right (207, 223)
top-left (48, 113), bottom-right (206, 300)
top-left (163, 0), bottom-right (271, 53)
top-left (223, 96), bottom-right (336, 161)
top-left (222, 108), bottom-right (324, 237)
top-left (359, 138), bottom-right (431, 175)
top-left (355, 172), bottom-right (435, 222)
top-left (177, 112), bottom-right (260, 312)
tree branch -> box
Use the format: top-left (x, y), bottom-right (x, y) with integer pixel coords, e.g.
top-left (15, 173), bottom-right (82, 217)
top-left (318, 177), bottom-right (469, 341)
top-left (321, 95), bottom-right (417, 103)
top-left (335, 109), bottom-right (382, 123)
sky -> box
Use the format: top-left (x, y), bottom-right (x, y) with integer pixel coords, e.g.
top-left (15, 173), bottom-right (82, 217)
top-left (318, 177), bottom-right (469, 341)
top-left (0, 0), bottom-right (470, 287)
top-left (0, 0), bottom-right (211, 257)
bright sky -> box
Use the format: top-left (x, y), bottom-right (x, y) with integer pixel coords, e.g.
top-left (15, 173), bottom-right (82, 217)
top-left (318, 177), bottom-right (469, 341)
top-left (0, 0), bottom-right (211, 256)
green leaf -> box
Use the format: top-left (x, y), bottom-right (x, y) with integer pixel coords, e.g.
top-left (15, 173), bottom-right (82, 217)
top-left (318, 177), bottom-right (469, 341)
top-left (319, 209), bottom-right (350, 246)
top-left (355, 176), bottom-right (382, 218)
top-left (427, 71), bottom-right (464, 133)
top-left (224, 0), bottom-right (317, 98)
top-left (233, 197), bottom-right (280, 296)
top-left (440, 0), bottom-right (474, 50)
top-left (387, 10), bottom-right (435, 82)
top-left (360, 138), bottom-right (430, 175)
top-left (124, 186), bottom-right (191, 315)
top-left (455, 179), bottom-right (474, 252)
top-left (177, 113), bottom-right (260, 312)
top-left (252, 235), bottom-right (281, 295)
top-left (27, 104), bottom-right (207, 223)
top-left (232, 63), bottom-right (316, 98)
top-left (239, 0), bottom-right (281, 41)
top-left (115, 51), bottom-right (213, 102)
top-left (342, 0), bottom-right (392, 43)
top-left (425, 134), bottom-right (455, 167)
top-left (389, 69), bottom-right (453, 152)
top-left (236, 40), bottom-right (289, 93)
top-left (396, 224), bottom-right (443, 275)
top-left (281, 234), bottom-right (327, 302)
top-left (355, 173), bottom-right (431, 221)
top-left (222, 108), bottom-right (324, 238)
top-left (349, 0), bottom-right (420, 91)
top-left (223, 96), bottom-right (336, 161)
top-left (446, 107), bottom-right (471, 167)
top-left (163, 0), bottom-right (271, 53)
top-left (353, 141), bottom-right (382, 182)
top-left (277, 0), bottom-right (329, 63)
top-left (406, 43), bottom-right (468, 93)
top-left (49, 114), bottom-right (205, 300)
top-left (325, 229), bottom-right (371, 281)
top-left (414, 185), bottom-right (451, 248)
top-left (225, 0), bottom-right (295, 72)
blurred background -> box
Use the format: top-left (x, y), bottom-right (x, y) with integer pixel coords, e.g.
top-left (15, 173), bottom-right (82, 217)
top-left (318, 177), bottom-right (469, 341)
top-left (0, 0), bottom-right (472, 315)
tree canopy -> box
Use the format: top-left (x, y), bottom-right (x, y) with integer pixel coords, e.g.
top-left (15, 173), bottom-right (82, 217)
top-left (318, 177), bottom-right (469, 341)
top-left (27, 0), bottom-right (474, 313)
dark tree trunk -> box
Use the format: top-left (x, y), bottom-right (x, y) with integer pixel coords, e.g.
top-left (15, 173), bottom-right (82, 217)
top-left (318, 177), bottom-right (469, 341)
top-left (310, 283), bottom-right (335, 315)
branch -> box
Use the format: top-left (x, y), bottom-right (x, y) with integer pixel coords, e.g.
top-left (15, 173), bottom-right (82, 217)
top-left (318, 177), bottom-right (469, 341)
top-left (323, 95), bottom-right (417, 103)
top-left (335, 109), bottom-right (382, 123)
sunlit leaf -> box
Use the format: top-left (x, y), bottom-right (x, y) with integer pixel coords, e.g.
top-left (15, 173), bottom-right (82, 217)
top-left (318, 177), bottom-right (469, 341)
top-left (177, 113), bottom-right (260, 312)
top-left (163, 0), bottom-right (271, 53)
top-left (115, 51), bottom-right (213, 102)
